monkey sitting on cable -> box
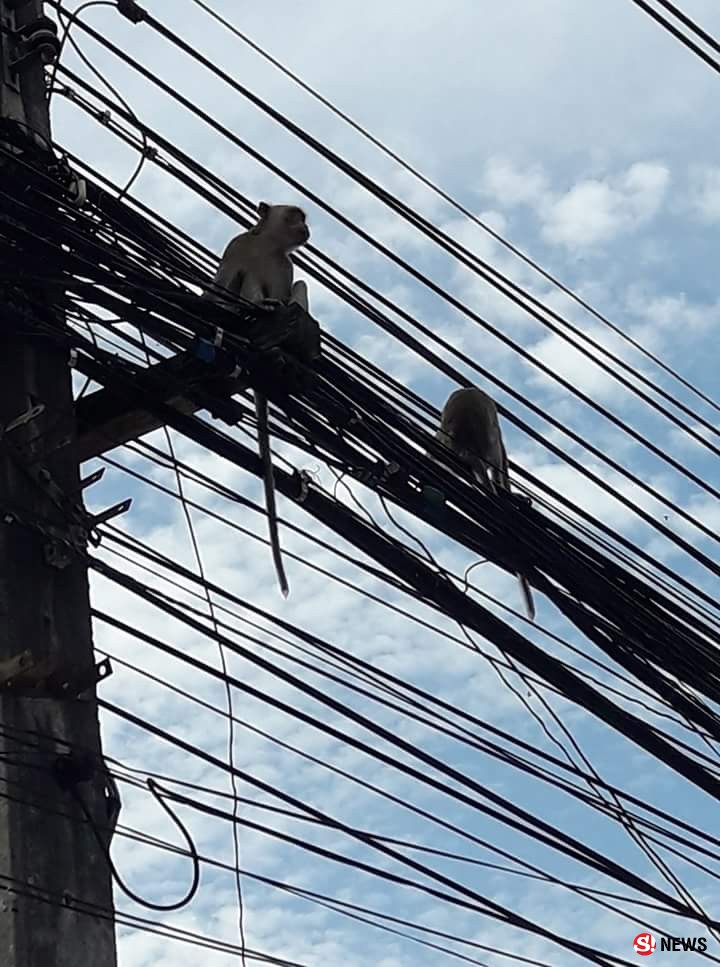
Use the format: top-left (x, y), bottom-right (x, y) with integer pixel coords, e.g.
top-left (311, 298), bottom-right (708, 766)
top-left (207, 202), bottom-right (311, 597)
top-left (435, 386), bottom-right (536, 621)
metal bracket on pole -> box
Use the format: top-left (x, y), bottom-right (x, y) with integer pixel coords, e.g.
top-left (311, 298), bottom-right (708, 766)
top-left (77, 467), bottom-right (106, 492)
top-left (0, 652), bottom-right (113, 697)
top-left (0, 396), bottom-right (44, 438)
top-left (6, 15), bottom-right (59, 73)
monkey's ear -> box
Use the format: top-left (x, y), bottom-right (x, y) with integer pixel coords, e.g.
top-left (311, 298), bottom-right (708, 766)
top-left (257, 201), bottom-right (270, 218)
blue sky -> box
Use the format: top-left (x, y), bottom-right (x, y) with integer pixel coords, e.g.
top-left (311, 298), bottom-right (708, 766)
top-left (51, 0), bottom-right (720, 964)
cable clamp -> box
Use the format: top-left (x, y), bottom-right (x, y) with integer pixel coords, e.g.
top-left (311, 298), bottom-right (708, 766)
top-left (289, 469), bottom-right (311, 503)
top-left (69, 348), bottom-right (78, 369)
top-left (356, 459), bottom-right (399, 487)
top-left (67, 173), bottom-right (87, 207)
top-left (213, 326), bottom-right (224, 348)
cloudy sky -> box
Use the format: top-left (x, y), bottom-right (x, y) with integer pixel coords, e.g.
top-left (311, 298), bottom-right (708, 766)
top-left (48, 0), bottom-right (720, 964)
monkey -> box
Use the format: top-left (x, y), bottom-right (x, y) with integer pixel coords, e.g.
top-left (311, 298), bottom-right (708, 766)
top-left (209, 202), bottom-right (309, 309)
top-left (435, 386), bottom-right (536, 621)
top-left (207, 202), bottom-right (311, 597)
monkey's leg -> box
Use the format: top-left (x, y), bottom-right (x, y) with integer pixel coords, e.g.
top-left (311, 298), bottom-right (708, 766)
top-left (290, 280), bottom-right (309, 311)
top-left (240, 276), bottom-right (266, 305)
top-left (472, 461), bottom-right (496, 494)
top-left (255, 392), bottom-right (290, 597)
top-left (516, 574), bottom-right (536, 621)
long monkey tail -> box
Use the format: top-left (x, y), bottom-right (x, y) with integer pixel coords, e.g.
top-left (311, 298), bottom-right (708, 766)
top-left (516, 574), bottom-right (535, 621)
top-left (482, 444), bottom-right (536, 621)
top-left (255, 391), bottom-right (289, 597)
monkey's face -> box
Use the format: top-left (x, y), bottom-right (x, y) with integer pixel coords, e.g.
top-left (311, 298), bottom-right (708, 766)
top-left (282, 205), bottom-right (310, 248)
top-left (259, 203), bottom-right (310, 250)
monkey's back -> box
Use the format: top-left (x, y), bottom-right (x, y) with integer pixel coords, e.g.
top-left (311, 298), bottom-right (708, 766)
top-left (440, 387), bottom-right (500, 457)
top-left (214, 232), bottom-right (293, 301)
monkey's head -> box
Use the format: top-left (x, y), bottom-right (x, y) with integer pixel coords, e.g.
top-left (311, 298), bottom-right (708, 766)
top-left (254, 202), bottom-right (310, 251)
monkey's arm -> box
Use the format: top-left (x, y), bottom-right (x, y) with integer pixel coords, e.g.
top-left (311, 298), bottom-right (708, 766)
top-left (290, 280), bottom-right (309, 312)
top-left (212, 235), bottom-right (266, 303)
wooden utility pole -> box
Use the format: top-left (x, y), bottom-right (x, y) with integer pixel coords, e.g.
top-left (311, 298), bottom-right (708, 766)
top-left (0, 1), bottom-right (117, 964)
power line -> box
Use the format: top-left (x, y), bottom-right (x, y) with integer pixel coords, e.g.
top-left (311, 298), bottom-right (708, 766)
top-left (49, 74), bottom-right (720, 580)
top-left (49, 7), bottom-right (720, 501)
top-left (629, 0), bottom-right (720, 73)
top-left (186, 0), bottom-right (720, 420)
top-left (95, 698), bottom-right (677, 966)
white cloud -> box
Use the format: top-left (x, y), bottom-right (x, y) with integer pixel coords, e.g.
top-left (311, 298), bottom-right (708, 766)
top-left (481, 158), bottom-right (550, 208)
top-left (541, 162), bottom-right (670, 248)
top-left (687, 165), bottom-right (720, 223)
top-left (48, 0), bottom-right (720, 962)
top-left (478, 158), bottom-right (670, 249)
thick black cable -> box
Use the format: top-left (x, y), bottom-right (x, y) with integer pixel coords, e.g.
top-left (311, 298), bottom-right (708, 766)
top-left (49, 12), bottom-right (720, 501)
top-left (98, 0), bottom-right (720, 464)
top-left (95, 699), bottom-right (664, 967)
top-left (104, 519), bottom-right (718, 767)
top-left (93, 535), bottom-right (719, 929)
top-left (0, 782), bottom-right (586, 967)
top-left (100, 522), bottom-right (720, 787)
top-left (49, 80), bottom-right (720, 580)
top-left (97, 629), bottom-right (720, 874)
top-left (3, 698), bottom-right (717, 952)
top-left (188, 0), bottom-right (720, 419)
top-left (68, 776), bottom-right (200, 911)
top-left (88, 593), bottom-right (720, 931)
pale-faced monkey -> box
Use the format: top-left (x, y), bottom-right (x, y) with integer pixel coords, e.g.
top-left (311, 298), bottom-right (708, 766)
top-left (209, 202), bottom-right (311, 597)
top-left (436, 386), bottom-right (536, 621)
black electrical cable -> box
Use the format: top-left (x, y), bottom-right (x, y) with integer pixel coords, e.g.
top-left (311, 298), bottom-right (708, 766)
top-left (93, 525), bottom-right (717, 933)
top-left (49, 28), bottom-right (720, 519)
top-left (99, 520), bottom-right (720, 781)
top-left (0, 780), bottom-right (599, 967)
top-left (47, 1), bottom-right (113, 101)
top-left (66, 776), bottom-right (200, 911)
top-left (4, 698), bottom-right (718, 960)
top-left (5, 119), bottom-right (720, 756)
top-left (654, 0), bottom-right (720, 53)
top-left (95, 698), bottom-right (673, 967)
top-left (628, 0), bottom-right (720, 73)
top-left (87, 592), bottom-right (720, 930)
top-left (103, 518), bottom-right (711, 756)
top-left (48, 79), bottom-right (720, 583)
top-left (87, 0), bottom-right (720, 470)
top-left (50, 1), bottom-right (149, 198)
top-left (97, 635), bottom-right (720, 875)
top-left (187, 0), bottom-right (720, 420)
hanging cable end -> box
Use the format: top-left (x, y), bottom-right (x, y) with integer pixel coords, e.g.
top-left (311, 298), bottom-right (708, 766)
top-left (116, 0), bottom-right (147, 24)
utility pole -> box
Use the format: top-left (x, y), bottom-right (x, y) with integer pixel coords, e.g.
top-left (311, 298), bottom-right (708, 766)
top-left (0, 1), bottom-right (117, 964)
